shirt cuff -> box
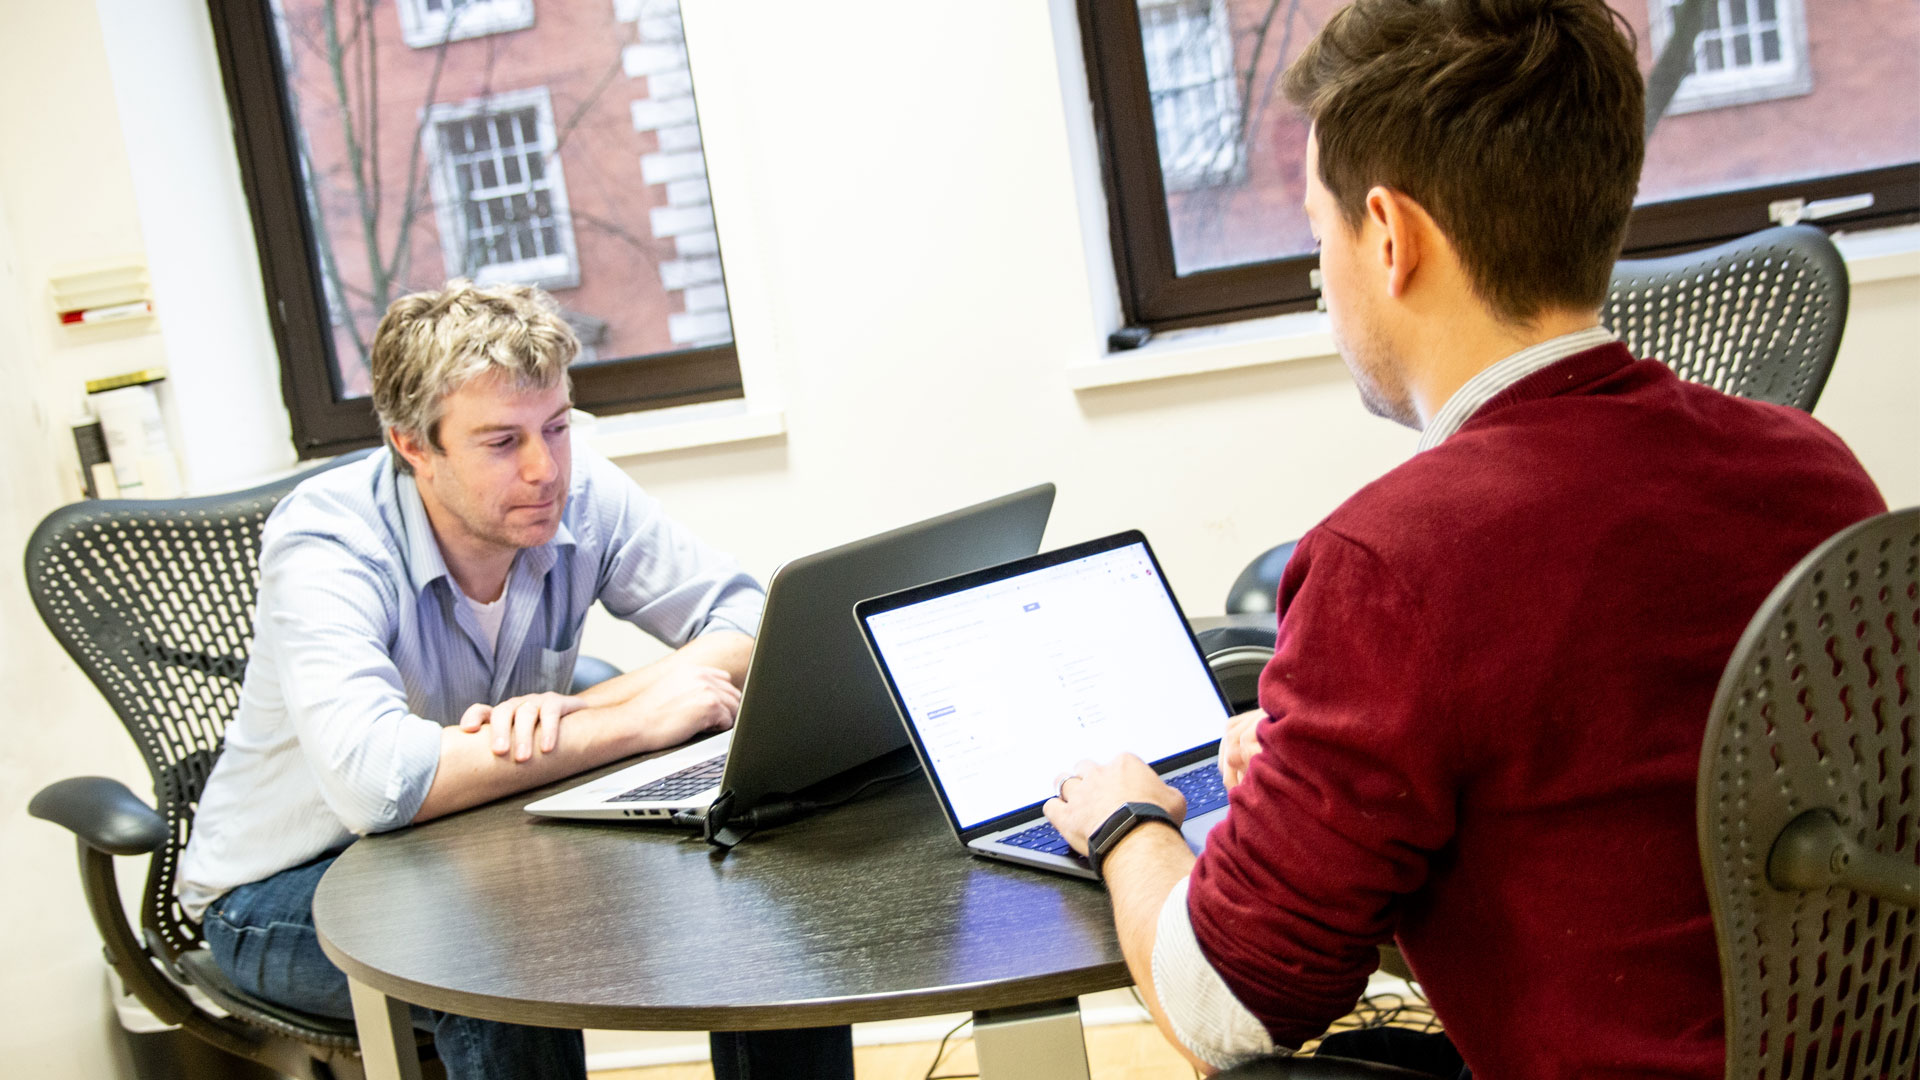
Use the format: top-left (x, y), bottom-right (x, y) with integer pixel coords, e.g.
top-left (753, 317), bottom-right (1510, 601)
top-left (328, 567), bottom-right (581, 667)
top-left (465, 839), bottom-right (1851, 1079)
top-left (1151, 875), bottom-right (1282, 1070)
top-left (385, 712), bottom-right (447, 830)
top-left (697, 575), bottom-right (766, 639)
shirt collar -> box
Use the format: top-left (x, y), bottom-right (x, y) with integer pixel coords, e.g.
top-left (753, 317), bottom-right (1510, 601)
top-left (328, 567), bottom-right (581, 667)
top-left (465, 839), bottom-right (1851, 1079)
top-left (391, 461), bottom-right (576, 598)
top-left (1417, 326), bottom-right (1618, 452)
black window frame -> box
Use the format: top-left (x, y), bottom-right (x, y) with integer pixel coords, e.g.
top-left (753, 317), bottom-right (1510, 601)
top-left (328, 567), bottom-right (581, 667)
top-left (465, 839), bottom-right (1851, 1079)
top-left (1079, 0), bottom-right (1920, 336)
top-left (206, 0), bottom-right (746, 460)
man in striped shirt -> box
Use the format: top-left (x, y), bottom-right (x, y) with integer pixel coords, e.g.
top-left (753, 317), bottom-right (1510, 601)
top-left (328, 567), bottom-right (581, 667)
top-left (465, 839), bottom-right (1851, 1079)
top-left (178, 282), bottom-right (852, 1080)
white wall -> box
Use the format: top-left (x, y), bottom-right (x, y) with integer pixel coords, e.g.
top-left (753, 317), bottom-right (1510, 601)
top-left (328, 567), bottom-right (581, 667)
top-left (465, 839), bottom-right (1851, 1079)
top-left (2, 1), bottom-right (1915, 1077)
top-left (0, 3), bottom-right (172, 1078)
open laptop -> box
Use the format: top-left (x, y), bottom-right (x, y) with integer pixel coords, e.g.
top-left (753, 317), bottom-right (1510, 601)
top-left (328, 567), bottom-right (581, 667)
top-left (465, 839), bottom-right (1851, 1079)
top-left (525, 483), bottom-right (1056, 839)
top-left (855, 531), bottom-right (1233, 879)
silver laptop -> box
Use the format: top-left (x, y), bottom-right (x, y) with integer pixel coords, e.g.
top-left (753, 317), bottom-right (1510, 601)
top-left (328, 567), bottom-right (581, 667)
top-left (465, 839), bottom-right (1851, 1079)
top-left (526, 484), bottom-right (1056, 838)
top-left (856, 531), bottom-right (1232, 879)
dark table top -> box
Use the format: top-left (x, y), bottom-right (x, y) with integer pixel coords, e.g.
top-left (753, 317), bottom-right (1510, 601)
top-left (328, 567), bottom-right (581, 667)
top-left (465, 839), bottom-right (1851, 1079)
top-left (313, 758), bottom-right (1131, 1031)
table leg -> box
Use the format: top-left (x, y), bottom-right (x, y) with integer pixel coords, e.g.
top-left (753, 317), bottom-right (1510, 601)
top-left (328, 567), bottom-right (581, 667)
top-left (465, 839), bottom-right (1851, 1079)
top-left (347, 975), bottom-right (423, 1080)
top-left (973, 998), bottom-right (1092, 1080)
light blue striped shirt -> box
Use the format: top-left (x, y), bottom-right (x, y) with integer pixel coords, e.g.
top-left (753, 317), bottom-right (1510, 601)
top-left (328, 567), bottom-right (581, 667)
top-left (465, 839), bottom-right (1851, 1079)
top-left (177, 440), bottom-right (763, 919)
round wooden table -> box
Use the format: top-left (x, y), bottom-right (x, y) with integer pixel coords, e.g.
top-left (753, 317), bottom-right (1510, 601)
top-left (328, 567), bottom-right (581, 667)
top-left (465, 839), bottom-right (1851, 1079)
top-left (315, 759), bottom-right (1130, 1079)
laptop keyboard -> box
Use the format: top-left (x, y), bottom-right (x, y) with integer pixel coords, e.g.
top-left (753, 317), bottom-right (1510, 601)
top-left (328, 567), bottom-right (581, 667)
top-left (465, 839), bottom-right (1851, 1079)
top-left (995, 764), bottom-right (1229, 856)
top-left (1169, 764), bottom-right (1228, 817)
top-left (607, 754), bottom-right (726, 802)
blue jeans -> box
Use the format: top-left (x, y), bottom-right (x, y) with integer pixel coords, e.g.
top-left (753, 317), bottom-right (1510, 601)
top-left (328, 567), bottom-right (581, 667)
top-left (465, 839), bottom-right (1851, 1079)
top-left (203, 855), bottom-right (852, 1080)
top-left (203, 855), bottom-right (585, 1079)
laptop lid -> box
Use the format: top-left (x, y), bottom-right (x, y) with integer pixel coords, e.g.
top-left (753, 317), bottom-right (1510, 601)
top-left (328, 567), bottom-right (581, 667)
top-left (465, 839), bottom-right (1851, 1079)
top-left (856, 531), bottom-right (1229, 844)
top-left (709, 483), bottom-right (1057, 827)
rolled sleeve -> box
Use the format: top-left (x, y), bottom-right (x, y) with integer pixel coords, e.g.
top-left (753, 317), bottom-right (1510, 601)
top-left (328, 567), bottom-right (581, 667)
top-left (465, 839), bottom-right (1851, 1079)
top-left (264, 531), bottom-right (445, 834)
top-left (1152, 875), bottom-right (1281, 1070)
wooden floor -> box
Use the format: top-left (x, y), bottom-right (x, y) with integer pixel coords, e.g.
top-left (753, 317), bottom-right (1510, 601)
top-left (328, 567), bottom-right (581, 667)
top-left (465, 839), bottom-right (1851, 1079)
top-left (594, 990), bottom-right (1438, 1080)
top-left (593, 1021), bottom-right (1199, 1080)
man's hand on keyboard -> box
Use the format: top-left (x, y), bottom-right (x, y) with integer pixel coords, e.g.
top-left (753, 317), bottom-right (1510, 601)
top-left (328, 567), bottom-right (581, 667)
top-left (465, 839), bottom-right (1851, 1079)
top-left (461, 692), bottom-right (587, 762)
top-left (1043, 754), bottom-right (1185, 856)
top-left (1219, 708), bottom-right (1267, 791)
top-left (623, 664), bottom-right (743, 750)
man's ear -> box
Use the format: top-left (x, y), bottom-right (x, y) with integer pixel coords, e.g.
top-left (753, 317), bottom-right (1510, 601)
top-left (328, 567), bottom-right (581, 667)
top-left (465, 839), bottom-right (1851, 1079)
top-left (389, 426), bottom-right (435, 477)
top-left (1365, 186), bottom-right (1428, 300)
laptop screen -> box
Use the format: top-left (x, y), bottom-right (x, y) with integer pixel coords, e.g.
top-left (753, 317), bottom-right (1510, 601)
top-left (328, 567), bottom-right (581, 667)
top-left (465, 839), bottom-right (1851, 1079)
top-left (862, 537), bottom-right (1228, 832)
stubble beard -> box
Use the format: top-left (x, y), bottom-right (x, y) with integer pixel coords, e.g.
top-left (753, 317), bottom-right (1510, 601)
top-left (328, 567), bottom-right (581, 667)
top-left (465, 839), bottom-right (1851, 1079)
top-left (1336, 322), bottom-right (1419, 430)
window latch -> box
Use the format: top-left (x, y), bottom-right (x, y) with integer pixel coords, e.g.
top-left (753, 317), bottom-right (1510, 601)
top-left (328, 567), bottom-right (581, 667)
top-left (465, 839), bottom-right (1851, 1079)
top-left (1769, 193), bottom-right (1875, 226)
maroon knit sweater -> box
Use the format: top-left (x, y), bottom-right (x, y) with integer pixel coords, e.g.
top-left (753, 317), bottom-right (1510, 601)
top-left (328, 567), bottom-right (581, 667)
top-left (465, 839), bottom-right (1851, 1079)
top-left (1186, 344), bottom-right (1886, 1080)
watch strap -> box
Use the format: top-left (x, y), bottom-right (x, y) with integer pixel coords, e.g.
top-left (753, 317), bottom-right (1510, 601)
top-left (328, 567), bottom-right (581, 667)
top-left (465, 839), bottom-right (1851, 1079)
top-left (1087, 801), bottom-right (1179, 880)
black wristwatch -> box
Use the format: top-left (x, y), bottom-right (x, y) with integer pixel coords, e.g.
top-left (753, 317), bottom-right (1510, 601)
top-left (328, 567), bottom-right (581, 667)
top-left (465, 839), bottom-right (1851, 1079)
top-left (1086, 801), bottom-right (1180, 881)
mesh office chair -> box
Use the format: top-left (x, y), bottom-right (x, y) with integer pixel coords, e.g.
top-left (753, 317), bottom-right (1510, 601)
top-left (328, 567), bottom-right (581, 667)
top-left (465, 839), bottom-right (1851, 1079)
top-left (1698, 506), bottom-right (1919, 1079)
top-left (25, 451), bottom-right (625, 1078)
top-left (24, 453), bottom-right (630, 1078)
top-left (24, 452), bottom-right (627, 1076)
top-left (1215, 223), bottom-right (1853, 624)
top-left (23, 452), bottom-right (433, 1080)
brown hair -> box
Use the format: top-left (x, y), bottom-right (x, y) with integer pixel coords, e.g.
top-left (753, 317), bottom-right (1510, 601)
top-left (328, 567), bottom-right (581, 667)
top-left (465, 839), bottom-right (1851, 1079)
top-left (1284, 0), bottom-right (1644, 323)
top-left (369, 280), bottom-right (578, 471)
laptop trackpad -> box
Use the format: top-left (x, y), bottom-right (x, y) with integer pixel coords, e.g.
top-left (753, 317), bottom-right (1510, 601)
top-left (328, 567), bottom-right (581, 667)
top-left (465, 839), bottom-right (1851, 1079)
top-left (1182, 805), bottom-right (1229, 853)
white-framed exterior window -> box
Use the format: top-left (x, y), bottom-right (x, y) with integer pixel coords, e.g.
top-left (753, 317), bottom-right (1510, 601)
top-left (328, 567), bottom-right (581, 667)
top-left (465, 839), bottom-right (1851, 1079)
top-left (1139, 0), bottom-right (1243, 191)
top-left (1650, 0), bottom-right (1812, 114)
top-left (423, 86), bottom-right (580, 290)
top-left (395, 0), bottom-right (534, 50)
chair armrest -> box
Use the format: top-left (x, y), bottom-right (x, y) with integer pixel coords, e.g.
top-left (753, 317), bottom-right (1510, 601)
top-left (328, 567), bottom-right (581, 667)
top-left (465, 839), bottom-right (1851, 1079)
top-left (570, 655), bottom-right (621, 696)
top-left (29, 776), bottom-right (167, 856)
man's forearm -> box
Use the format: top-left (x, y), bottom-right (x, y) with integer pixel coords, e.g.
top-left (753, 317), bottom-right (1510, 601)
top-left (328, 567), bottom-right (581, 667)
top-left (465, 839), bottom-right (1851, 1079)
top-left (1102, 825), bottom-right (1212, 1073)
top-left (571, 629), bottom-right (754, 708)
top-left (414, 702), bottom-right (684, 822)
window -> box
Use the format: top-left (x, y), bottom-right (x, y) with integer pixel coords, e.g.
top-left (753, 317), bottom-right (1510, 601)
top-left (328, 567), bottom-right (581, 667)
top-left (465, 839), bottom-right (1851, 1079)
top-left (1140, 0), bottom-right (1243, 192)
top-left (425, 88), bottom-right (579, 290)
top-left (1079, 0), bottom-right (1920, 337)
top-left (1650, 0), bottom-right (1811, 114)
top-left (394, 0), bottom-right (535, 50)
top-left (208, 0), bottom-right (741, 458)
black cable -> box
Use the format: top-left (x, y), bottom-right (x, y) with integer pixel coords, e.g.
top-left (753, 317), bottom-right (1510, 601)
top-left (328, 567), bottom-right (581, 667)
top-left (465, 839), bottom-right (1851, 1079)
top-left (728, 763), bottom-right (926, 833)
top-left (923, 1014), bottom-right (975, 1080)
top-left (814, 761), bottom-right (924, 810)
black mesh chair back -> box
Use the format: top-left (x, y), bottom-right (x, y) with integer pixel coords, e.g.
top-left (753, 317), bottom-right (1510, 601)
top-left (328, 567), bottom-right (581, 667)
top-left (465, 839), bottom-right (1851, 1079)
top-left (1605, 224), bottom-right (1848, 412)
top-left (21, 452), bottom-right (423, 1078)
top-left (1699, 507), bottom-right (1919, 1080)
top-left (26, 465), bottom-right (339, 962)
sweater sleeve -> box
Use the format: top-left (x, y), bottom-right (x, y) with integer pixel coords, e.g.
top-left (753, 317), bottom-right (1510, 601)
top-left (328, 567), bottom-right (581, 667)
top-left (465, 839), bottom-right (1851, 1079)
top-left (1185, 526), bottom-right (1464, 1047)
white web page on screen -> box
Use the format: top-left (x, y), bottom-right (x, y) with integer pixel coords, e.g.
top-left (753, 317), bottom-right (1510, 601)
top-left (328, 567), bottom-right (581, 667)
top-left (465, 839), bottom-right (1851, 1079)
top-left (866, 543), bottom-right (1226, 830)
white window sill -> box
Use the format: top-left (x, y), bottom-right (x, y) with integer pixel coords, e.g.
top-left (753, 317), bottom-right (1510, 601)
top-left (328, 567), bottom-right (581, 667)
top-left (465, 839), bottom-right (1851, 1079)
top-left (579, 397), bottom-right (785, 461)
top-left (1069, 223), bottom-right (1920, 393)
top-left (1833, 223), bottom-right (1920, 284)
top-left (1068, 309), bottom-right (1336, 391)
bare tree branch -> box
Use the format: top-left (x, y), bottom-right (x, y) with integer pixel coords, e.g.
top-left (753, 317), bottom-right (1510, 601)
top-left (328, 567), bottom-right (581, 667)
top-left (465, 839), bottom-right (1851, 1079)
top-left (379, 15), bottom-right (459, 296)
top-left (319, 0), bottom-right (388, 308)
top-left (552, 53), bottom-right (627, 158)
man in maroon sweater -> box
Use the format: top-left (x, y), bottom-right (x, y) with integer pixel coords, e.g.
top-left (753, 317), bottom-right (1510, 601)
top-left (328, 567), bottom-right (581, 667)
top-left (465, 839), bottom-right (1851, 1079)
top-left (1042, 2), bottom-right (1886, 1077)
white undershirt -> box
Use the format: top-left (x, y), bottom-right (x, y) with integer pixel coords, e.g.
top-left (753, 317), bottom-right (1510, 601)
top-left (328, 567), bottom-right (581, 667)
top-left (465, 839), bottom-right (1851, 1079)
top-left (467, 591), bottom-right (508, 655)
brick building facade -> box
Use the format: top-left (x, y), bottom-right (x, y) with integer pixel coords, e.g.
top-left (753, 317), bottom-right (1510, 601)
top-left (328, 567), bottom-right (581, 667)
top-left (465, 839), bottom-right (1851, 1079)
top-left (1155, 0), bottom-right (1919, 274)
top-left (277, 0), bottom-right (728, 397)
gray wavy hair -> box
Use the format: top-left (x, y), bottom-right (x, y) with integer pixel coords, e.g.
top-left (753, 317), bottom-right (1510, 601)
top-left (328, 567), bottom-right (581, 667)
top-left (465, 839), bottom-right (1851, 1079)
top-left (369, 280), bottom-right (578, 472)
